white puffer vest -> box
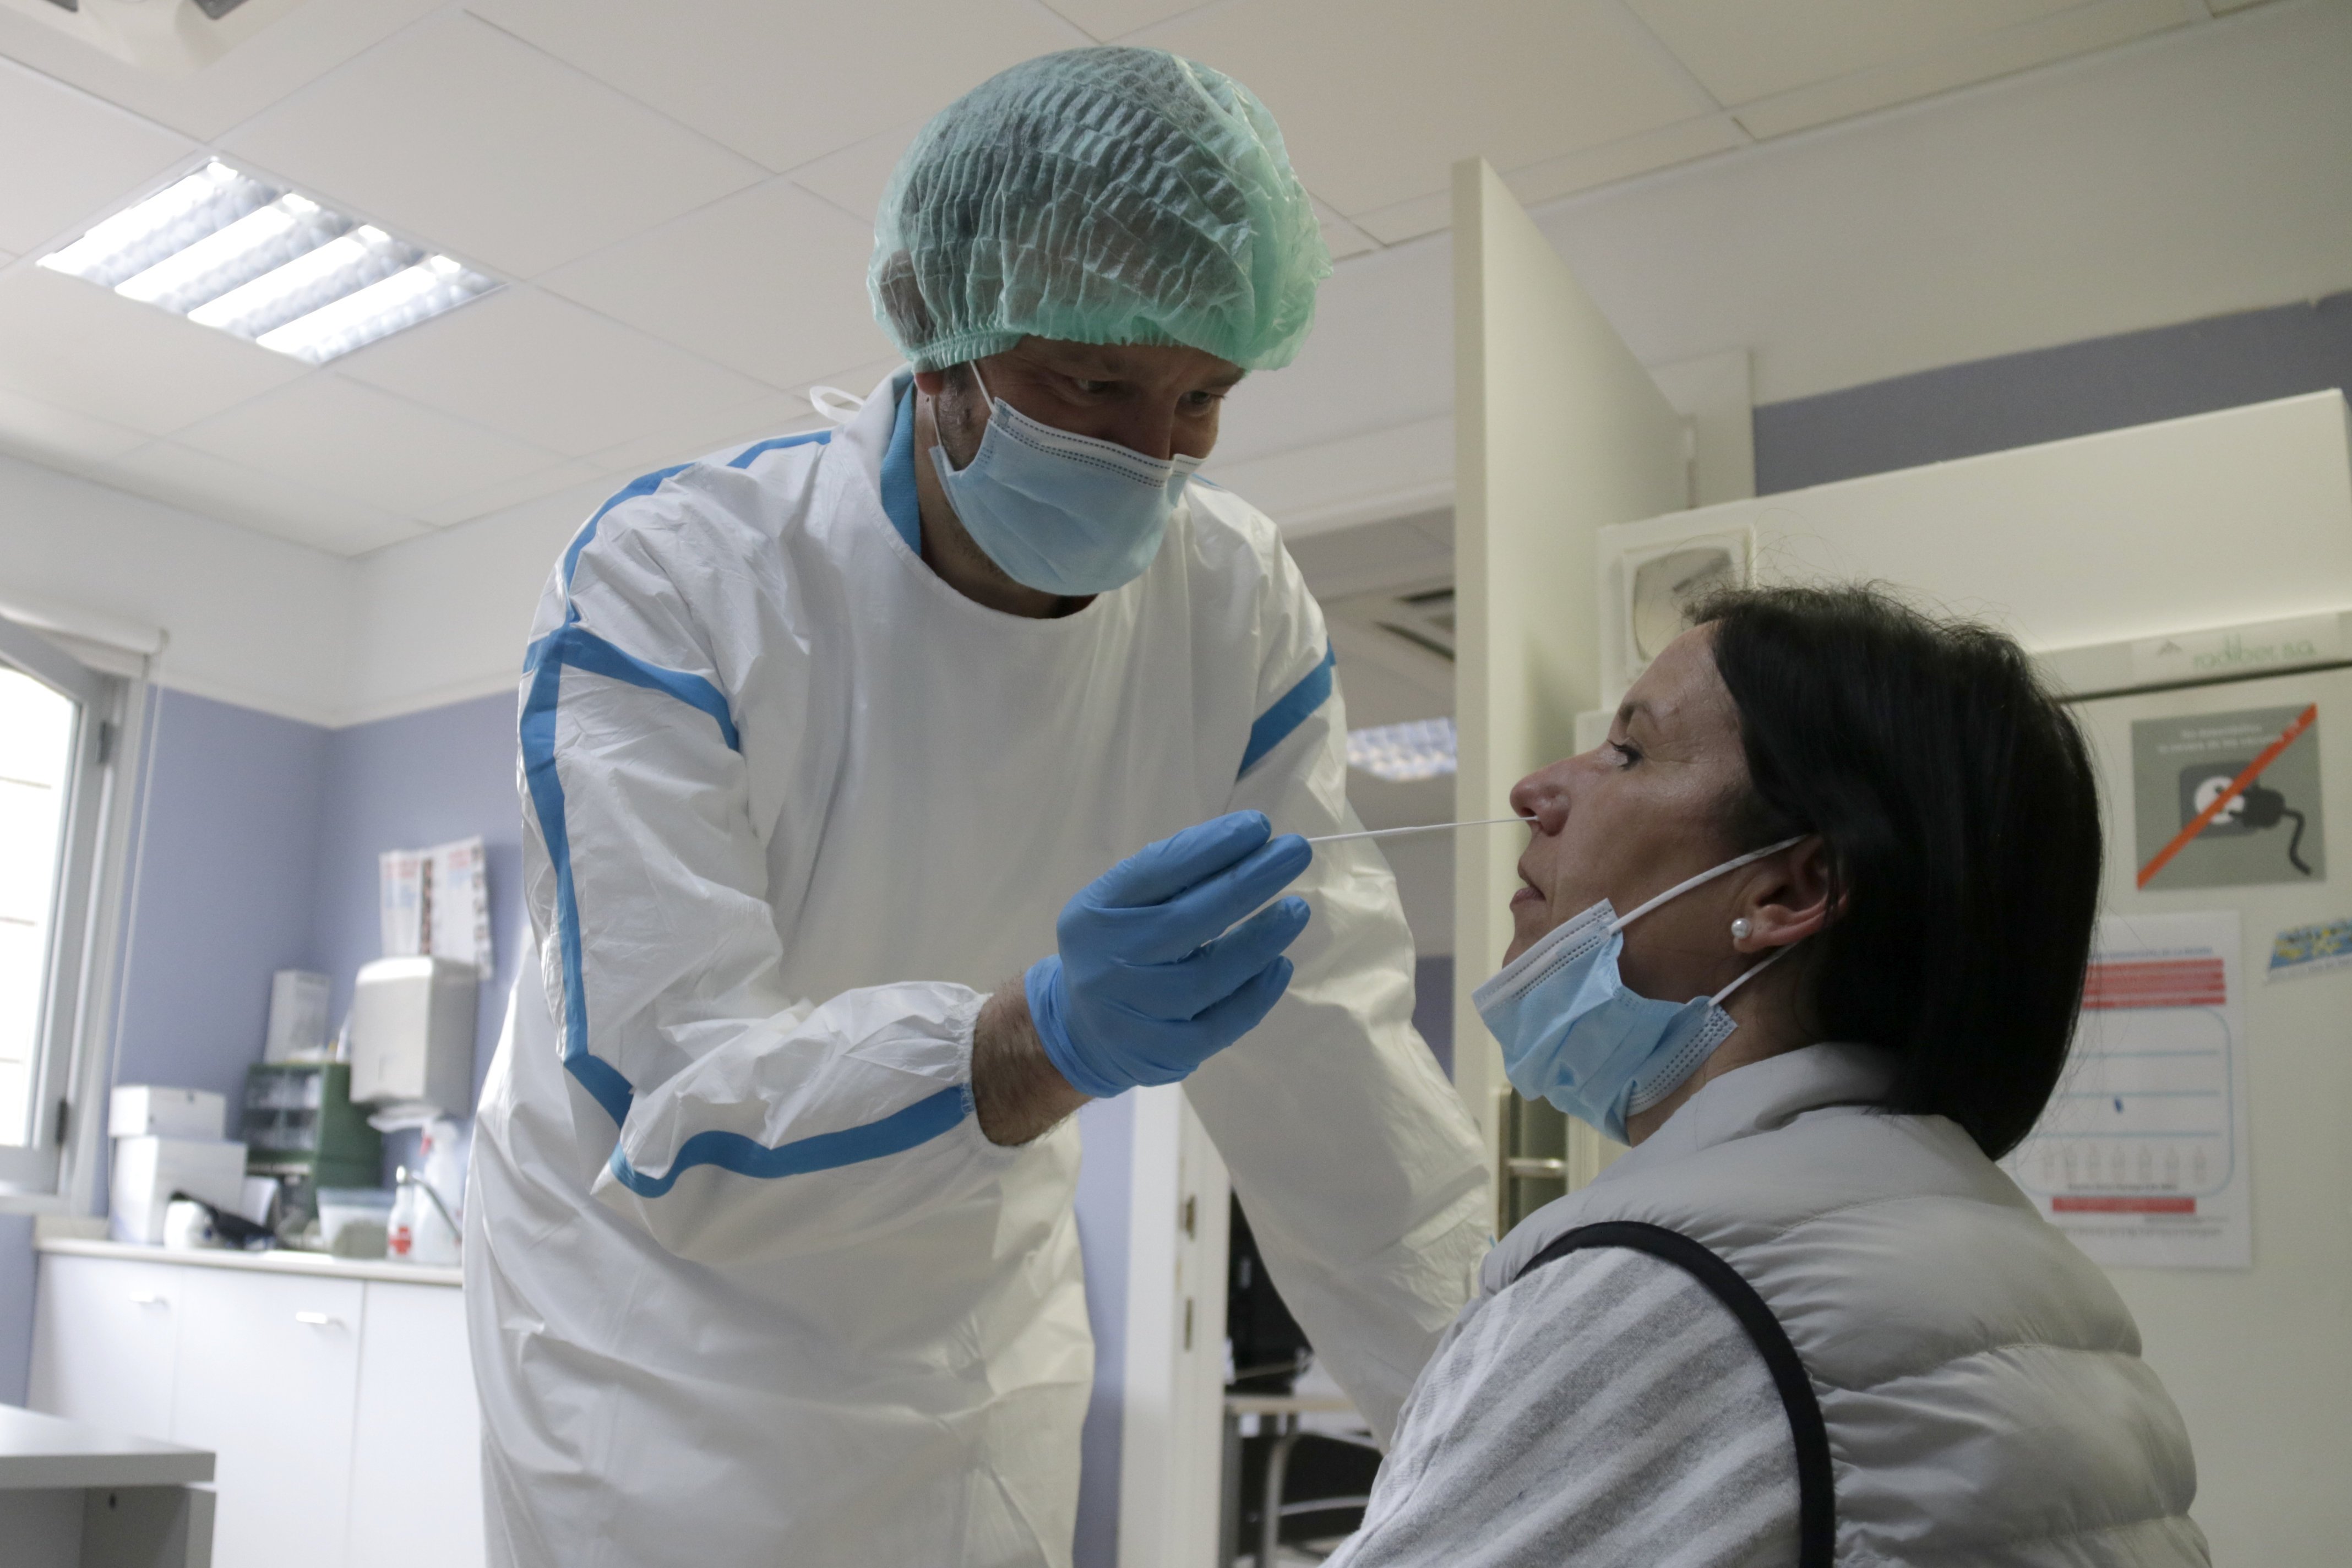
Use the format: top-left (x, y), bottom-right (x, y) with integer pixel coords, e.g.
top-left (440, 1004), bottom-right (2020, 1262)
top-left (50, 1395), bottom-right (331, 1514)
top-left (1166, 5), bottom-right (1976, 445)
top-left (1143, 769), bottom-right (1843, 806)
top-left (1485, 1044), bottom-right (2208, 1567)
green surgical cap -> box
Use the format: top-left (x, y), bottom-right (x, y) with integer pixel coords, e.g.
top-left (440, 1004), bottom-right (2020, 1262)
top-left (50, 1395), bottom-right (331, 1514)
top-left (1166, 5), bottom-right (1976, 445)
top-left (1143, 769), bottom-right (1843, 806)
top-left (869, 46), bottom-right (1332, 373)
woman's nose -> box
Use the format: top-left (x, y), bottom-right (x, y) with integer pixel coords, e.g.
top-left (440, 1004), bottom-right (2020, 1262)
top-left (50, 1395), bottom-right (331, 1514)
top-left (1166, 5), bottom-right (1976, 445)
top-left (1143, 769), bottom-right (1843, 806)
top-left (1510, 765), bottom-right (1571, 835)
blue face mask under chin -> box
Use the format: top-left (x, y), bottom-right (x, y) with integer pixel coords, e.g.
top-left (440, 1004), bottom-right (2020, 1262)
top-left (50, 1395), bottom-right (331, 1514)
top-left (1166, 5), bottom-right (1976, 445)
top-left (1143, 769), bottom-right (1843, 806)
top-left (1471, 836), bottom-right (1805, 1143)
top-left (928, 368), bottom-right (1205, 597)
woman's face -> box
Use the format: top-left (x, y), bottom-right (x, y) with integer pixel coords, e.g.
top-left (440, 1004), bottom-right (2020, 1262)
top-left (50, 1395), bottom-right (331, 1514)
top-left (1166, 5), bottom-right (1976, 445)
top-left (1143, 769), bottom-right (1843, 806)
top-left (1503, 627), bottom-right (1755, 996)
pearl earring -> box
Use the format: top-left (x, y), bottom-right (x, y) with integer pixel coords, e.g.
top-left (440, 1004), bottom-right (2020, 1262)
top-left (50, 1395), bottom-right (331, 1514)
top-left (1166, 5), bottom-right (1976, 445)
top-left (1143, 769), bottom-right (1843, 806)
top-left (1730, 917), bottom-right (1753, 941)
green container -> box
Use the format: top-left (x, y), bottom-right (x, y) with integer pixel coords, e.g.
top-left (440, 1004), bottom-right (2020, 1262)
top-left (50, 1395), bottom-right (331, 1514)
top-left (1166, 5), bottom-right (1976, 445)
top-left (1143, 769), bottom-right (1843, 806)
top-left (242, 1062), bottom-right (380, 1190)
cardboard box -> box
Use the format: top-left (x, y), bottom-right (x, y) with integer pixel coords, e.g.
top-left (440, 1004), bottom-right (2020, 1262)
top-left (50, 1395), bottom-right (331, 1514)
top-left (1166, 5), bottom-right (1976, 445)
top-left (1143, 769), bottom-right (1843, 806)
top-left (110, 1136), bottom-right (248, 1246)
top-left (110, 1085), bottom-right (227, 1141)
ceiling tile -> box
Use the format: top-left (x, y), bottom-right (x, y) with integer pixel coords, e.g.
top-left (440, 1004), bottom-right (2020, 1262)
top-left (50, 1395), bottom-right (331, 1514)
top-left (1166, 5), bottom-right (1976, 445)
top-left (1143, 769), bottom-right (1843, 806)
top-left (1352, 189), bottom-right (1452, 247)
top-left (541, 182), bottom-right (895, 390)
top-left (464, 0), bottom-right (1077, 173)
top-left (175, 374), bottom-right (565, 516)
top-left (412, 456), bottom-right (611, 529)
top-left (1311, 198), bottom-right (1381, 261)
top-left (336, 287), bottom-right (781, 459)
top-left (1038, 0), bottom-right (1223, 39)
top-left (0, 0), bottom-right (443, 141)
top-left (0, 266), bottom-right (309, 434)
top-left (788, 122), bottom-right (923, 225)
top-left (0, 60), bottom-right (197, 255)
top-left (1730, 0), bottom-right (2192, 140)
top-left (1627, 0), bottom-right (2090, 107)
top-left (101, 439), bottom-right (428, 556)
top-left (1502, 116), bottom-right (1749, 208)
top-left (0, 384), bottom-right (148, 475)
top-left (221, 10), bottom-right (764, 279)
top-left (1142, 0), bottom-right (1707, 216)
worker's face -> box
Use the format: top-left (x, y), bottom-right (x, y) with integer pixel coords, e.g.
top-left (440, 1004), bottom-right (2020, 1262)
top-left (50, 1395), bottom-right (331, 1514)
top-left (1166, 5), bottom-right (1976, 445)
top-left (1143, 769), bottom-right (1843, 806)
top-left (917, 337), bottom-right (1245, 467)
top-left (1503, 628), bottom-right (1753, 995)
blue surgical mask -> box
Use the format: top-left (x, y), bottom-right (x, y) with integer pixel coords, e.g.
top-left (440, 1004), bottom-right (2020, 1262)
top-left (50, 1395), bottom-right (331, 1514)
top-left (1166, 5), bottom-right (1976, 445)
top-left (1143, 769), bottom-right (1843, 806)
top-left (929, 368), bottom-right (1204, 596)
top-left (1472, 836), bottom-right (1804, 1142)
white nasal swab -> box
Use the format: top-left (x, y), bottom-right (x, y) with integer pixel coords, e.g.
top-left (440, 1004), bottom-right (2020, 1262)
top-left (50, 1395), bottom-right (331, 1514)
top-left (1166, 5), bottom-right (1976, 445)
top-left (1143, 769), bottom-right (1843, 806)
top-left (1305, 815), bottom-right (1536, 846)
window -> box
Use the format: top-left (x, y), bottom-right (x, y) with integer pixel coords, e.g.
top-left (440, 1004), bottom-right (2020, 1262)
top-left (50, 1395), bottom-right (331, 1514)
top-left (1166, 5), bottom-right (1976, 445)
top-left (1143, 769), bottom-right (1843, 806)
top-left (0, 614), bottom-right (136, 1202)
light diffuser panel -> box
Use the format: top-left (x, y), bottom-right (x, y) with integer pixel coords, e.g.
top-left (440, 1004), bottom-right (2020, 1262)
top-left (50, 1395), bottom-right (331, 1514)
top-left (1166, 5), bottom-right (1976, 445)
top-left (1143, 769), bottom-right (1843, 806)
top-left (40, 160), bottom-right (497, 363)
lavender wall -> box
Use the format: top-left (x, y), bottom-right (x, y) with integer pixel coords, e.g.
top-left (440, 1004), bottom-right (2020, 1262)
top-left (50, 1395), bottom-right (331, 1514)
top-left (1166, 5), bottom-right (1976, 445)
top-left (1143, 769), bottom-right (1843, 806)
top-left (1755, 290), bottom-right (2352, 493)
top-left (112, 688), bottom-right (331, 1103)
top-left (308, 691), bottom-right (526, 1114)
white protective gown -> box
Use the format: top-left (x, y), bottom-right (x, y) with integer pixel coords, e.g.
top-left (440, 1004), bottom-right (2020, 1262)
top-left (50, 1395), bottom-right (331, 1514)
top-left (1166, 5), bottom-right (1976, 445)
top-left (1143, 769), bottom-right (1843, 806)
top-left (465, 373), bottom-right (1490, 1567)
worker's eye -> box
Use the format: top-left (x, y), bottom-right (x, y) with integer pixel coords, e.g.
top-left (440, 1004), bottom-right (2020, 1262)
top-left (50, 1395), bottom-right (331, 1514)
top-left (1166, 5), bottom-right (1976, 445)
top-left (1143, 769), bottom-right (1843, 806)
top-left (1069, 377), bottom-right (1115, 396)
top-left (1181, 389), bottom-right (1224, 411)
top-left (1608, 739), bottom-right (1642, 769)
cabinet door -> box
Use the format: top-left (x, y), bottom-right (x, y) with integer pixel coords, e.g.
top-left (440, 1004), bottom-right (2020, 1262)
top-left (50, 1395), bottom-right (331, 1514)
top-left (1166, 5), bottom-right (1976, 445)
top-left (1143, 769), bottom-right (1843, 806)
top-left (347, 1282), bottom-right (484, 1568)
top-left (172, 1268), bottom-right (365, 1568)
top-left (28, 1254), bottom-right (182, 1440)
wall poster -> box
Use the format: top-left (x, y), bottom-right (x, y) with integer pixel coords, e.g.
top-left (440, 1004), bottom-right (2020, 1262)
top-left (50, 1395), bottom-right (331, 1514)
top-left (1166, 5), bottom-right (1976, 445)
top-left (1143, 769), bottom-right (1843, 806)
top-left (2005, 911), bottom-right (2251, 1270)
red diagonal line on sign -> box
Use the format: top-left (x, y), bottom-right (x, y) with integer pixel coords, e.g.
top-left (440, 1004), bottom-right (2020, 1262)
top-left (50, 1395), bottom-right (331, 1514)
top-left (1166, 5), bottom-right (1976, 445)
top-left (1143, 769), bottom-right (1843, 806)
top-left (2137, 703), bottom-right (2318, 889)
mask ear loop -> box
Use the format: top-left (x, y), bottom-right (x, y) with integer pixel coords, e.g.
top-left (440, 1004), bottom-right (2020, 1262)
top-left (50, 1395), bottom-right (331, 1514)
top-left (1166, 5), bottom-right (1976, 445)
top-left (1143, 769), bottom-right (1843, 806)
top-left (1612, 834), bottom-right (1807, 933)
top-left (1710, 941), bottom-right (1792, 1005)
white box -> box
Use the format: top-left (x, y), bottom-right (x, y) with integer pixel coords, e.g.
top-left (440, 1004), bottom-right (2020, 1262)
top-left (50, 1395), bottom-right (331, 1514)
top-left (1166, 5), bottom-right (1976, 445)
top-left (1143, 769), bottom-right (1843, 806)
top-left (110, 1135), bottom-right (249, 1246)
top-left (265, 968), bottom-right (330, 1061)
top-left (350, 956), bottom-right (478, 1115)
top-left (109, 1084), bottom-right (226, 1141)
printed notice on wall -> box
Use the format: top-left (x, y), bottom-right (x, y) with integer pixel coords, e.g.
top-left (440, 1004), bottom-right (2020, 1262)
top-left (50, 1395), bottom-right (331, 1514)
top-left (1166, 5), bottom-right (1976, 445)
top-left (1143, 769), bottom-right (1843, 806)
top-left (380, 835), bottom-right (493, 978)
top-left (2004, 911), bottom-right (2251, 1269)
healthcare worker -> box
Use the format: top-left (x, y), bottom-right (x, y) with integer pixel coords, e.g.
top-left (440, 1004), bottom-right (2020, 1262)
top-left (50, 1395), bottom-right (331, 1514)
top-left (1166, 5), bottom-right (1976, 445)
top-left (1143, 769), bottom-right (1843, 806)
top-left (465, 46), bottom-right (1490, 1568)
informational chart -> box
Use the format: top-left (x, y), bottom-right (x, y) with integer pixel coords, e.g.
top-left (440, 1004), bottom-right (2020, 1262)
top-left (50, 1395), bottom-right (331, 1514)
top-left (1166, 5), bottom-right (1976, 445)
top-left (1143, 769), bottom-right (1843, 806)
top-left (2006, 911), bottom-right (2251, 1268)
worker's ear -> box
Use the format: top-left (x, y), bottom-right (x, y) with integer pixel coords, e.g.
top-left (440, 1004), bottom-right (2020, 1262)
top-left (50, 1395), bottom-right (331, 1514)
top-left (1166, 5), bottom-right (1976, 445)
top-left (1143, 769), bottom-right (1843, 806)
top-left (912, 368), bottom-right (950, 398)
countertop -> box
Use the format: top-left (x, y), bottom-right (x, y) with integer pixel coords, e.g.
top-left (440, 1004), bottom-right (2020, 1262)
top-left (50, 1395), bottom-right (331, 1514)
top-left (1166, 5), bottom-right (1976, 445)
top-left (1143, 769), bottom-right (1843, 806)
top-left (0, 1404), bottom-right (213, 1491)
top-left (36, 1236), bottom-right (462, 1288)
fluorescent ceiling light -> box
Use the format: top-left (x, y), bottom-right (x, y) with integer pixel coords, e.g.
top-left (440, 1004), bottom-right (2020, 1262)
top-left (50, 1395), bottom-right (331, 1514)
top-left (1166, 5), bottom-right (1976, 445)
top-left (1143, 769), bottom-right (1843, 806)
top-left (40, 160), bottom-right (494, 363)
top-left (1347, 717), bottom-right (1457, 783)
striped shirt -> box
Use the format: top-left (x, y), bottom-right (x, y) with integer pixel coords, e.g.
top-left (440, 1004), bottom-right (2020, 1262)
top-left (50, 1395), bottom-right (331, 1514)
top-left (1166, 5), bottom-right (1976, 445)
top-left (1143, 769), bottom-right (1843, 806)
top-left (1325, 1246), bottom-right (1799, 1567)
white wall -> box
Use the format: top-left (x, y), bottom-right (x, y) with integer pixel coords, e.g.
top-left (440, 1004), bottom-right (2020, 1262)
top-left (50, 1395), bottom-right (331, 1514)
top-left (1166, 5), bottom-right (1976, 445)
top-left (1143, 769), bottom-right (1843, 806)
top-left (0, 451), bottom-right (350, 723)
top-left (4, 0), bottom-right (2348, 728)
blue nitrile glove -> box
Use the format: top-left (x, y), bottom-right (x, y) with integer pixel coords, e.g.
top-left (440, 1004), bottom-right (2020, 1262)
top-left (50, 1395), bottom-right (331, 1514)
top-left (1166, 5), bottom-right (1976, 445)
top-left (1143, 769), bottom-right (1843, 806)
top-left (1026, 811), bottom-right (1313, 1099)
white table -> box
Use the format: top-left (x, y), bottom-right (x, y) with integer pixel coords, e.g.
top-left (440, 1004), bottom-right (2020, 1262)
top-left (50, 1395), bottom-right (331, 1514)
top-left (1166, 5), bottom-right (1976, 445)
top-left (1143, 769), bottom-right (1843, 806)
top-left (0, 1403), bottom-right (215, 1567)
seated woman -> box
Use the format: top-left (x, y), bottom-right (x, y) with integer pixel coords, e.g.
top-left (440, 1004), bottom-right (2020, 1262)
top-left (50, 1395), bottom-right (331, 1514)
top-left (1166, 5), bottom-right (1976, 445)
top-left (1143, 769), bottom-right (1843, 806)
top-left (1327, 585), bottom-right (2206, 1568)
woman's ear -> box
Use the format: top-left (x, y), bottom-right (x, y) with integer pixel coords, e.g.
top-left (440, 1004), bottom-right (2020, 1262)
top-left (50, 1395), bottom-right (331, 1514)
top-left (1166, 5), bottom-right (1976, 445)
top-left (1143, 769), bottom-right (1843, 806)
top-left (1734, 836), bottom-right (1834, 952)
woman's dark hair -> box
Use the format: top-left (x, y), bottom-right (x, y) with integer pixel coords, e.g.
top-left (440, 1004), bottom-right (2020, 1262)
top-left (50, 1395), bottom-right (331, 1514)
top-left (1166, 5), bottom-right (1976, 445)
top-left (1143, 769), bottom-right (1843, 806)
top-left (1691, 584), bottom-right (2102, 1158)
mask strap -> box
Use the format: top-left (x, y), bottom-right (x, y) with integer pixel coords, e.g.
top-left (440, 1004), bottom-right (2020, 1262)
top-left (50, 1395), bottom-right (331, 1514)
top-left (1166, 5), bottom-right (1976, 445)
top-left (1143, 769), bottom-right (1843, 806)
top-left (1614, 834), bottom-right (1806, 933)
top-left (1711, 941), bottom-right (1792, 1006)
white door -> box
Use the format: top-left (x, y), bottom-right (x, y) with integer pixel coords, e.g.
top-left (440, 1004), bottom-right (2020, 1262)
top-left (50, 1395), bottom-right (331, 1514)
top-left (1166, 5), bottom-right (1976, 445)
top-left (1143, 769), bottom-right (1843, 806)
top-left (173, 1268), bottom-right (366, 1568)
top-left (2064, 665), bottom-right (2352, 1563)
top-left (27, 1253), bottom-right (183, 1440)
top-left (1117, 1086), bottom-right (1232, 1568)
top-left (1451, 156), bottom-right (1689, 1219)
top-left (346, 1282), bottom-right (485, 1568)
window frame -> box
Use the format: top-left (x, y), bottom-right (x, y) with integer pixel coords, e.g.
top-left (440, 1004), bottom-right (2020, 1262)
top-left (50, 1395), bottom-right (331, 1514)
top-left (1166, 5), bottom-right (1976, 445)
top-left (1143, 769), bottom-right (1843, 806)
top-left (0, 612), bottom-right (146, 1212)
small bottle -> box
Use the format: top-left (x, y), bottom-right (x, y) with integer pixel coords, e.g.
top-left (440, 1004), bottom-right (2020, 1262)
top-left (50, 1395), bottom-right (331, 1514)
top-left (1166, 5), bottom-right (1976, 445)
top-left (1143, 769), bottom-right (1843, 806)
top-left (387, 1166), bottom-right (417, 1260)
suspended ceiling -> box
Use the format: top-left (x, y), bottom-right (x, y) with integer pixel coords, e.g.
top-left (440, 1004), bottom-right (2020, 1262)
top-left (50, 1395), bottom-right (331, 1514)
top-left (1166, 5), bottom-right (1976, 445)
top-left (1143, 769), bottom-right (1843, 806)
top-left (0, 0), bottom-right (2275, 556)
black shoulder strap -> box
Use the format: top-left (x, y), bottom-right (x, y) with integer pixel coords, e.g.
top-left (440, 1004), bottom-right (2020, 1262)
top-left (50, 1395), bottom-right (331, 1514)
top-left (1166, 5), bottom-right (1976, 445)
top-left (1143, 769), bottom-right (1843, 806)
top-left (1514, 1221), bottom-right (1835, 1568)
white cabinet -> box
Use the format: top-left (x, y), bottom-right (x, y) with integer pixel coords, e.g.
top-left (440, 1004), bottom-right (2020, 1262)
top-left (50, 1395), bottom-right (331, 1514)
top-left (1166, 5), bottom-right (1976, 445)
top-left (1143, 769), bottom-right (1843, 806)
top-left (174, 1268), bottom-right (366, 1568)
top-left (29, 1247), bottom-right (484, 1568)
top-left (347, 1282), bottom-right (483, 1568)
top-left (27, 1252), bottom-right (182, 1441)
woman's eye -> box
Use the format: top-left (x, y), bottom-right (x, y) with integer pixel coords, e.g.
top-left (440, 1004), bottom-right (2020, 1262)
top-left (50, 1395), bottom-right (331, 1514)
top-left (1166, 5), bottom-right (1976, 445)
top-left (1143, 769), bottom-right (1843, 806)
top-left (1071, 378), bottom-right (1113, 395)
top-left (1609, 740), bottom-right (1641, 768)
